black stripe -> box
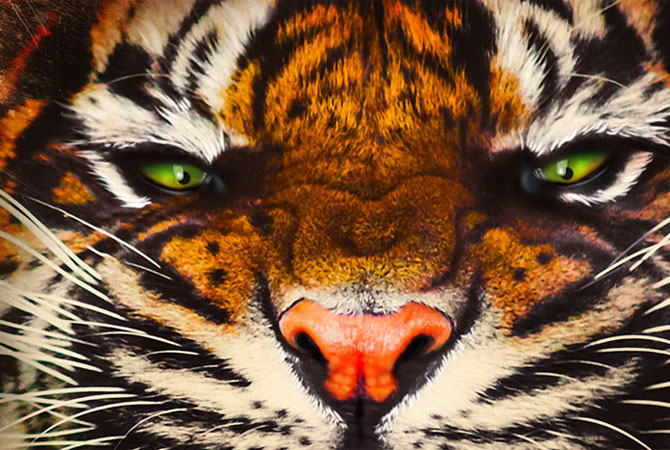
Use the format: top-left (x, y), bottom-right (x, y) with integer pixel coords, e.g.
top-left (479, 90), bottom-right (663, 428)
top-left (390, 25), bottom-right (456, 88)
top-left (185, 30), bottom-right (220, 122)
top-left (522, 18), bottom-right (559, 113)
top-left (159, 0), bottom-right (224, 74)
top-left (520, 0), bottom-right (574, 24)
top-left (98, 41), bottom-right (157, 110)
top-left (565, 2), bottom-right (647, 103)
top-left (372, 0), bottom-right (389, 73)
top-left (70, 287), bottom-right (252, 387)
top-left (446, 0), bottom-right (497, 128)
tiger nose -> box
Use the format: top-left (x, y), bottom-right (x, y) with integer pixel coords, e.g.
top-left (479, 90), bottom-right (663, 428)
top-left (279, 300), bottom-right (452, 402)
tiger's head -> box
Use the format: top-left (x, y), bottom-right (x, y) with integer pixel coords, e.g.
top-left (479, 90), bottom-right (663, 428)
top-left (2, 0), bottom-right (670, 448)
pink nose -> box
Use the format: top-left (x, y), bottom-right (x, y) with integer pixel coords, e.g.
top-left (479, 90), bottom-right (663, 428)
top-left (279, 300), bottom-right (452, 402)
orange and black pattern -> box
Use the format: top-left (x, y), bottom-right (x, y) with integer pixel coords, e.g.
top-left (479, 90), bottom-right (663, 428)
top-left (1, 0), bottom-right (670, 448)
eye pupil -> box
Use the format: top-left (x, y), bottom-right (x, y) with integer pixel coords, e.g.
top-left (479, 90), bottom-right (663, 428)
top-left (560, 166), bottom-right (573, 180)
top-left (173, 165), bottom-right (192, 185)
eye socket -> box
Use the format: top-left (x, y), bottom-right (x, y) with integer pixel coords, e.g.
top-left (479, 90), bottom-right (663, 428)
top-left (537, 150), bottom-right (609, 185)
top-left (139, 161), bottom-right (208, 192)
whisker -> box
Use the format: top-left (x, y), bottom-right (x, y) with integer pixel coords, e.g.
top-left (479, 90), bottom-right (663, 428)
top-left (29, 197), bottom-right (162, 269)
top-left (1, 426), bottom-right (96, 440)
top-left (0, 190), bottom-right (101, 284)
top-left (0, 342), bottom-right (102, 374)
top-left (1, 387), bottom-right (125, 403)
top-left (0, 290), bottom-right (71, 332)
top-left (1, 284), bottom-right (128, 322)
top-left (32, 400), bottom-right (165, 443)
top-left (644, 381), bottom-right (670, 391)
top-left (644, 297), bottom-right (670, 316)
top-left (60, 436), bottom-right (125, 450)
top-left (532, 372), bottom-right (578, 382)
top-left (0, 231), bottom-right (109, 302)
top-left (584, 334), bottom-right (670, 348)
top-left (144, 350), bottom-right (199, 357)
top-left (550, 359), bottom-right (615, 371)
top-left (643, 325), bottom-right (670, 334)
top-left (122, 261), bottom-right (173, 280)
top-left (621, 399), bottom-right (670, 409)
top-left (567, 72), bottom-right (626, 89)
top-left (511, 433), bottom-right (551, 450)
top-left (0, 331), bottom-right (89, 360)
top-left (608, 216), bottom-right (670, 266)
top-left (596, 241), bottom-right (667, 281)
top-left (570, 416), bottom-right (651, 450)
top-left (0, 320), bottom-right (94, 346)
top-left (0, 394), bottom-right (137, 433)
top-left (113, 407), bottom-right (190, 450)
top-left (0, 345), bottom-right (78, 385)
top-left (595, 347), bottom-right (670, 358)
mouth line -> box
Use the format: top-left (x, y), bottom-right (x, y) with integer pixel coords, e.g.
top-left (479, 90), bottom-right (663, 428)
top-left (256, 274), bottom-right (484, 448)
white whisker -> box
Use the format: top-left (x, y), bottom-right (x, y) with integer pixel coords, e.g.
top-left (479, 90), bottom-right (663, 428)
top-left (113, 408), bottom-right (190, 450)
top-left (0, 342), bottom-right (102, 374)
top-left (585, 334), bottom-right (670, 348)
top-left (80, 330), bottom-right (181, 347)
top-left (123, 261), bottom-right (173, 280)
top-left (0, 331), bottom-right (89, 360)
top-left (0, 320), bottom-right (93, 346)
top-left (1, 426), bottom-right (96, 440)
top-left (0, 231), bottom-right (109, 302)
top-left (144, 350), bottom-right (199, 357)
top-left (66, 321), bottom-right (181, 347)
top-left (644, 297), bottom-right (670, 316)
top-left (511, 433), bottom-right (551, 450)
top-left (551, 359), bottom-right (615, 371)
top-left (643, 325), bottom-right (670, 334)
top-left (567, 72), bottom-right (626, 89)
top-left (0, 191), bottom-right (101, 284)
top-left (60, 436), bottom-right (125, 450)
top-left (622, 400), bottom-right (670, 409)
top-left (595, 347), bottom-right (670, 358)
top-left (0, 394), bottom-right (137, 433)
top-left (29, 197), bottom-right (162, 269)
top-left (0, 345), bottom-right (77, 385)
top-left (645, 381), bottom-right (670, 391)
top-left (0, 290), bottom-right (71, 332)
top-left (32, 400), bottom-right (165, 443)
top-left (532, 372), bottom-right (577, 381)
top-left (0, 387), bottom-right (125, 403)
top-left (630, 231), bottom-right (670, 271)
top-left (571, 416), bottom-right (651, 450)
top-left (2, 284), bottom-right (128, 322)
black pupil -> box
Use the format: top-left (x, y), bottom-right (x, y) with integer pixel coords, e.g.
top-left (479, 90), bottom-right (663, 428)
top-left (561, 167), bottom-right (574, 180)
top-left (177, 170), bottom-right (191, 185)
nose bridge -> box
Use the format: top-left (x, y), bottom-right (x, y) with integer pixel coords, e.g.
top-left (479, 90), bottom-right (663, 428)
top-left (280, 176), bottom-right (471, 288)
top-left (330, 197), bottom-right (406, 257)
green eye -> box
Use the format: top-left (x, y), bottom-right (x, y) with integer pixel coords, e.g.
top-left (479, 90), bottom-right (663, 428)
top-left (538, 150), bottom-right (609, 185)
top-left (140, 161), bottom-right (207, 191)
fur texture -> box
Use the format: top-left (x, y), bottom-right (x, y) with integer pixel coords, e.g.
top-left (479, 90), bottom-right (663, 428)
top-left (1, 1), bottom-right (670, 448)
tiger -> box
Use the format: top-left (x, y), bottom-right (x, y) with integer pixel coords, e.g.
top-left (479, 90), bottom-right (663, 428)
top-left (1, 0), bottom-right (670, 448)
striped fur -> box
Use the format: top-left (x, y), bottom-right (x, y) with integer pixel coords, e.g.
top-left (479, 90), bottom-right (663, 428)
top-left (1, 0), bottom-right (670, 448)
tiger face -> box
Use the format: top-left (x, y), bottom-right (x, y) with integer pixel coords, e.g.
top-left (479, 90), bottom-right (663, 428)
top-left (2, 0), bottom-right (670, 448)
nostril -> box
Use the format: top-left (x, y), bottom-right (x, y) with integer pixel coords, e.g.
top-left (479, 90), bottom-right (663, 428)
top-left (398, 334), bottom-right (434, 363)
top-left (293, 332), bottom-right (327, 364)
